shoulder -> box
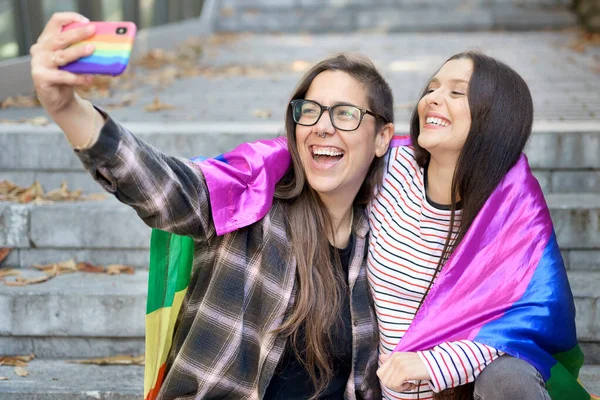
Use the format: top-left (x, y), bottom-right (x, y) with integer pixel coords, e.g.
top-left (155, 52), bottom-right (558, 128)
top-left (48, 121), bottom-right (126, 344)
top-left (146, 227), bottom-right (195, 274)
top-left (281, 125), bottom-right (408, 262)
top-left (385, 145), bottom-right (421, 178)
top-left (390, 145), bottom-right (417, 167)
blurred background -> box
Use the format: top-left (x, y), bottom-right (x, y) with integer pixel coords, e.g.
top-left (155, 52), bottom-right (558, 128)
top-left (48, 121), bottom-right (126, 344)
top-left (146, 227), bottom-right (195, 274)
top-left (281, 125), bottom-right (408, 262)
top-left (0, 0), bottom-right (204, 61)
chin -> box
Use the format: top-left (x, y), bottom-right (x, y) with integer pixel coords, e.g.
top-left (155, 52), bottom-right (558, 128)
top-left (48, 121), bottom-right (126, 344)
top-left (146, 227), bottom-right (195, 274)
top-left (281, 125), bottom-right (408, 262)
top-left (417, 134), bottom-right (438, 152)
top-left (307, 181), bottom-right (339, 197)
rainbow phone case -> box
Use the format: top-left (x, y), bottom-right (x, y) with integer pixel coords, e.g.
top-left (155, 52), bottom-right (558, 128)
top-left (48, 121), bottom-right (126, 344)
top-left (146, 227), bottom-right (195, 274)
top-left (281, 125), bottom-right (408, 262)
top-left (60, 21), bottom-right (136, 76)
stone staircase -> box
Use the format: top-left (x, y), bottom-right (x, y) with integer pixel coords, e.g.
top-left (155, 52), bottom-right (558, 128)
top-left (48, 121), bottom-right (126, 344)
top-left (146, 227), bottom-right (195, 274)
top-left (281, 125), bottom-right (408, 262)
top-left (1, 9), bottom-right (599, 395)
top-left (0, 122), bottom-right (599, 397)
top-left (214, 0), bottom-right (578, 33)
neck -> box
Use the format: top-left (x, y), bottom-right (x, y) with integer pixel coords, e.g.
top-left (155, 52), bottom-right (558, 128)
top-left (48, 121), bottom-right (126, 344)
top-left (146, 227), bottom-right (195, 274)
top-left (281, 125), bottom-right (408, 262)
top-left (319, 194), bottom-right (354, 248)
top-left (426, 153), bottom-right (460, 206)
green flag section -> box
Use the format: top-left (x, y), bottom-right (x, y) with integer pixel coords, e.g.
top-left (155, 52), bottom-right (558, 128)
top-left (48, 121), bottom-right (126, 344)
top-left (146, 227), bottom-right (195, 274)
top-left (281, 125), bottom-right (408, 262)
top-left (144, 229), bottom-right (195, 400)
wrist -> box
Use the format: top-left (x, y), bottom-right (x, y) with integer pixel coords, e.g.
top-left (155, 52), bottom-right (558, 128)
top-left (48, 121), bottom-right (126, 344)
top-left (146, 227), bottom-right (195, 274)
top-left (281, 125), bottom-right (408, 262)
top-left (54, 96), bottom-right (104, 150)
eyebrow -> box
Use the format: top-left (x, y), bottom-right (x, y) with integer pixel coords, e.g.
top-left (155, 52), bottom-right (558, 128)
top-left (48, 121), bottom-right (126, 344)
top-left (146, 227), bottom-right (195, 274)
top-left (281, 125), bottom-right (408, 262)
top-left (429, 78), bottom-right (469, 85)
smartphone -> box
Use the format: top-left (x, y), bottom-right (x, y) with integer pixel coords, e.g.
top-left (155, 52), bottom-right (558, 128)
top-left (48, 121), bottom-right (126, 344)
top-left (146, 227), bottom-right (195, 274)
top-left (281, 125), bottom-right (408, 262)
top-left (59, 21), bottom-right (137, 76)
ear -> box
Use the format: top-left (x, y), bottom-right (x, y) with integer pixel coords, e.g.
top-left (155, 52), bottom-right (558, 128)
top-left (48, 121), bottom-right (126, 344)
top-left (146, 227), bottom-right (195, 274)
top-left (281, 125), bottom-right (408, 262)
top-left (374, 123), bottom-right (394, 158)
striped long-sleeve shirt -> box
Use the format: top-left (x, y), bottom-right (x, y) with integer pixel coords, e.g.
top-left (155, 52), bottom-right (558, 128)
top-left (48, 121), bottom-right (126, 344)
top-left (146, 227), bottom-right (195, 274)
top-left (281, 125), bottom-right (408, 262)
top-left (368, 146), bottom-right (503, 399)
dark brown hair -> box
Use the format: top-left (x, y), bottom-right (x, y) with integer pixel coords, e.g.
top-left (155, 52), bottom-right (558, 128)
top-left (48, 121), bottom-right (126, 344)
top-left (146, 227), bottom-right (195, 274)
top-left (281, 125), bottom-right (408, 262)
top-left (273, 53), bottom-right (393, 398)
top-left (410, 51), bottom-right (534, 399)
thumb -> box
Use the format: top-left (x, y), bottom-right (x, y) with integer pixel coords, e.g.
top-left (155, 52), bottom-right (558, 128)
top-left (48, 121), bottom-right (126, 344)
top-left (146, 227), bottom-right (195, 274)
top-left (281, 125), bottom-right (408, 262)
top-left (379, 352), bottom-right (391, 364)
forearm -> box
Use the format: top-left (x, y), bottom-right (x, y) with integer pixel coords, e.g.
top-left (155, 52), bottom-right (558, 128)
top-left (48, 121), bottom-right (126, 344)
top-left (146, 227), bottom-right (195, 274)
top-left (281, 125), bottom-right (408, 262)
top-left (53, 94), bottom-right (104, 149)
top-left (418, 340), bottom-right (503, 392)
top-left (75, 110), bottom-right (214, 239)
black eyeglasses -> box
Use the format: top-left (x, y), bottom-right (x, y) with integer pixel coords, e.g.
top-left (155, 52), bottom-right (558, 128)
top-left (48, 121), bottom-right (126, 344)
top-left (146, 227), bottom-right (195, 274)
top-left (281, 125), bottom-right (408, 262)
top-left (290, 99), bottom-right (388, 132)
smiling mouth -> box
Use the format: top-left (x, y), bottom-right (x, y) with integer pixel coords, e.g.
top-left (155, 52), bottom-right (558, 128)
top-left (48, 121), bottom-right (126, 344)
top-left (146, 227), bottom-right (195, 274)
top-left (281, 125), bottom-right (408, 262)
top-left (425, 116), bottom-right (451, 127)
top-left (311, 145), bottom-right (345, 164)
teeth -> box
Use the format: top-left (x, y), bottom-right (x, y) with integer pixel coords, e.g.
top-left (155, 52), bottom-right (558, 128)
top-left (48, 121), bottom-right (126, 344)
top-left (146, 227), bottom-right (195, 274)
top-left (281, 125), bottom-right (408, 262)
top-left (426, 116), bottom-right (449, 127)
top-left (312, 147), bottom-right (344, 156)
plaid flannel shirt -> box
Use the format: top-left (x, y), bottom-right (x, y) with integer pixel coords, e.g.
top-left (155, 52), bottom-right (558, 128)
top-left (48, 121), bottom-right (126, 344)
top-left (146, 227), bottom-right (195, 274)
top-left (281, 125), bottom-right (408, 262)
top-left (75, 112), bottom-right (381, 399)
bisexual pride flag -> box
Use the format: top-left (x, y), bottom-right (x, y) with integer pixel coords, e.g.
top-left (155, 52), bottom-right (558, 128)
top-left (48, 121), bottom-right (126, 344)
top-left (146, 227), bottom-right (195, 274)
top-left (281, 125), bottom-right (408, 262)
top-left (143, 135), bottom-right (596, 399)
top-left (390, 152), bottom-right (595, 399)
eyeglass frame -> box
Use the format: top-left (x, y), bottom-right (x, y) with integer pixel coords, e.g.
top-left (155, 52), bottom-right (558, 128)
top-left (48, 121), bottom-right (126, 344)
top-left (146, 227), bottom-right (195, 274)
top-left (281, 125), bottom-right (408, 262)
top-left (289, 99), bottom-right (389, 132)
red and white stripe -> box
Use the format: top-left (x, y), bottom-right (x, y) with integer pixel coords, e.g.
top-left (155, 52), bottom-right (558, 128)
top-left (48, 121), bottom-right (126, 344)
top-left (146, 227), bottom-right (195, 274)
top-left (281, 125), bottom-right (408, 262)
top-left (368, 146), bottom-right (502, 398)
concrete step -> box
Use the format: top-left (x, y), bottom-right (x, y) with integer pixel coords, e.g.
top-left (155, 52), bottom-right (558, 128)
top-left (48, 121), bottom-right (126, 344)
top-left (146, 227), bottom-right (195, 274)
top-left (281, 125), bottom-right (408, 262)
top-left (214, 0), bottom-right (577, 33)
top-left (0, 269), bottom-right (146, 358)
top-left (1, 193), bottom-right (599, 270)
top-left (1, 123), bottom-right (600, 195)
top-left (0, 362), bottom-right (597, 399)
top-left (581, 365), bottom-right (600, 395)
top-left (0, 268), bottom-right (598, 357)
top-left (0, 359), bottom-right (143, 400)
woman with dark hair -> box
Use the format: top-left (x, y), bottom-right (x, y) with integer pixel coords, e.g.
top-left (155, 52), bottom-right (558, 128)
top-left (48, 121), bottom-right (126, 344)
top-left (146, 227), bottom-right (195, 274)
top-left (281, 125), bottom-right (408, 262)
top-left (196, 52), bottom-right (590, 400)
top-left (370, 53), bottom-right (542, 399)
top-left (30, 12), bottom-right (396, 400)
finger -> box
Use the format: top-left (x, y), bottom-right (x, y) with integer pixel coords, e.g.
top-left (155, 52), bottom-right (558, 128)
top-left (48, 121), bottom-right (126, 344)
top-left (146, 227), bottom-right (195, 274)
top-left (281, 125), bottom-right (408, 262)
top-left (377, 359), bottom-right (390, 378)
top-left (51, 24), bottom-right (96, 51)
top-left (41, 12), bottom-right (89, 36)
top-left (379, 353), bottom-right (390, 364)
top-left (37, 14), bottom-right (93, 51)
top-left (50, 43), bottom-right (95, 68)
top-left (32, 67), bottom-right (93, 87)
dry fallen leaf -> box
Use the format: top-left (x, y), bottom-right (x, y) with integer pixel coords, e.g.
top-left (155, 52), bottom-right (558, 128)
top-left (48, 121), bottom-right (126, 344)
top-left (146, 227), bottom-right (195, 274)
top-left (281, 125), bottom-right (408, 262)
top-left (33, 260), bottom-right (77, 275)
top-left (0, 269), bottom-right (21, 280)
top-left (69, 354), bottom-right (144, 365)
top-left (0, 354), bottom-right (35, 367)
top-left (13, 367), bottom-right (28, 377)
top-left (105, 264), bottom-right (135, 275)
top-left (0, 248), bottom-right (11, 264)
top-left (0, 95), bottom-right (40, 109)
top-left (83, 193), bottom-right (108, 201)
top-left (27, 116), bottom-right (50, 126)
top-left (144, 97), bottom-right (176, 112)
top-left (3, 271), bottom-right (56, 287)
top-left (252, 109), bottom-right (272, 119)
top-left (104, 93), bottom-right (138, 110)
top-left (0, 180), bottom-right (106, 204)
top-left (75, 262), bottom-right (106, 273)
top-left (567, 31), bottom-right (600, 54)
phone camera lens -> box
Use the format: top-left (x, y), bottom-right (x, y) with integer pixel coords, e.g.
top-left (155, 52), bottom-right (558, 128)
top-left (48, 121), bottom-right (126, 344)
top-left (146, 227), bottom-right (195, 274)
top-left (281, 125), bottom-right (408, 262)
top-left (116, 27), bottom-right (127, 35)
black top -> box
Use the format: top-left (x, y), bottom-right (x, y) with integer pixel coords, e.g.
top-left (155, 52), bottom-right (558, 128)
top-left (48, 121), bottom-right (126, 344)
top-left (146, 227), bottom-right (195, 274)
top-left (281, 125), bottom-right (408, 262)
top-left (264, 235), bottom-right (355, 399)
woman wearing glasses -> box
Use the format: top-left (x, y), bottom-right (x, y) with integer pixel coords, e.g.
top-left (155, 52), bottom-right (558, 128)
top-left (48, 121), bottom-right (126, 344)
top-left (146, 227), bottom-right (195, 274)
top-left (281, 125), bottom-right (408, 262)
top-left (190, 52), bottom-right (587, 400)
top-left (31, 12), bottom-right (396, 399)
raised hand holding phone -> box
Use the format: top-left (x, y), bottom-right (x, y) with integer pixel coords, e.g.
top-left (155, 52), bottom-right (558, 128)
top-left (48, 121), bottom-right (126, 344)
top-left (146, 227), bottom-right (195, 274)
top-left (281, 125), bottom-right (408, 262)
top-left (59, 21), bottom-right (136, 76)
top-left (30, 12), bottom-right (112, 149)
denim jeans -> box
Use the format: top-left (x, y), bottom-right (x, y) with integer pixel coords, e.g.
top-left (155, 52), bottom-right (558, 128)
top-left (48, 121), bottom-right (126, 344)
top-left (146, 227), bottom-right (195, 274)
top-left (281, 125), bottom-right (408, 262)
top-left (473, 355), bottom-right (551, 400)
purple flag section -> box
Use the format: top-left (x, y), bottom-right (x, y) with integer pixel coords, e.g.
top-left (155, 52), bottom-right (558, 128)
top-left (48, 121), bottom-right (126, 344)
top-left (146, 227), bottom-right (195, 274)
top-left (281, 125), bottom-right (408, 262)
top-left (197, 137), bottom-right (290, 236)
top-left (394, 154), bottom-right (554, 352)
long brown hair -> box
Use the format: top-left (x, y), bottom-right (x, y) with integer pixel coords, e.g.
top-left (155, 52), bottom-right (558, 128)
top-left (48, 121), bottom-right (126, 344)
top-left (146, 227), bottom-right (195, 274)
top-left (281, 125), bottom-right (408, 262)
top-left (272, 53), bottom-right (394, 398)
top-left (410, 52), bottom-right (534, 399)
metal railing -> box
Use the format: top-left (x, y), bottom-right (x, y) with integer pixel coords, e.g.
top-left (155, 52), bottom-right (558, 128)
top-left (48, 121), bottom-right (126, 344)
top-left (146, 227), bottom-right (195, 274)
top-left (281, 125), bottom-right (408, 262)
top-left (3, 0), bottom-right (203, 60)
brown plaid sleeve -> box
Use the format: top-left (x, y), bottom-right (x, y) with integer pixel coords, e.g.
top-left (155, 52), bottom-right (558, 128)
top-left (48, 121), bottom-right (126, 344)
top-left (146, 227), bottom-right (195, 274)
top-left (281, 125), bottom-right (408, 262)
top-left (74, 110), bottom-right (216, 241)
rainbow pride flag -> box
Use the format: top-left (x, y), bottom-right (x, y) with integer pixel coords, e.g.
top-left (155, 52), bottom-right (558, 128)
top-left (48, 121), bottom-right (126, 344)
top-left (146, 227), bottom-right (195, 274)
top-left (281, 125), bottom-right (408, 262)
top-left (143, 135), bottom-right (596, 399)
top-left (143, 138), bottom-right (290, 400)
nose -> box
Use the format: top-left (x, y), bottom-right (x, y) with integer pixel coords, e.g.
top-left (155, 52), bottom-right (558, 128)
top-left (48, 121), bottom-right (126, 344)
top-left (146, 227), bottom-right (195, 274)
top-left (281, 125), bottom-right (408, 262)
top-left (425, 89), bottom-right (442, 107)
top-left (313, 108), bottom-right (336, 137)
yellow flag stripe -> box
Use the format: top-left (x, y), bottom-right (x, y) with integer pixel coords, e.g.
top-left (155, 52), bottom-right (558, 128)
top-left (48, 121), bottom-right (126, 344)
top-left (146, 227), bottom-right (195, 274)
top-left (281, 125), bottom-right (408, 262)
top-left (144, 288), bottom-right (187, 398)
